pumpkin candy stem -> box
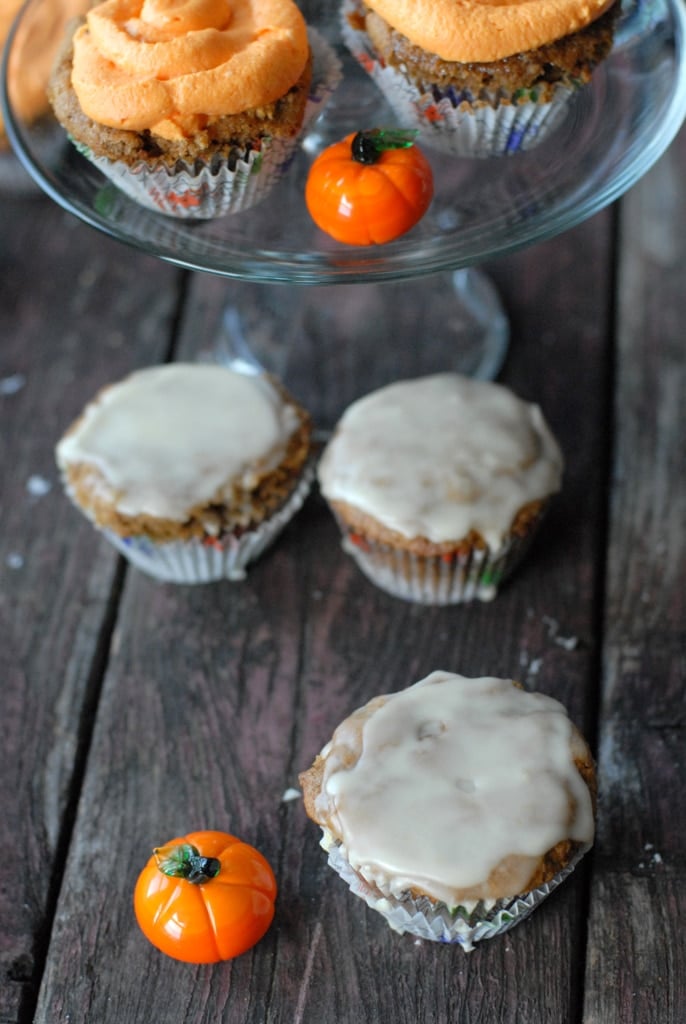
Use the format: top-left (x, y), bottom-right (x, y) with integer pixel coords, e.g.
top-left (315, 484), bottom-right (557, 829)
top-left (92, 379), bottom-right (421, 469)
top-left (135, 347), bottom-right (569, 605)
top-left (154, 842), bottom-right (221, 884)
top-left (351, 128), bottom-right (419, 165)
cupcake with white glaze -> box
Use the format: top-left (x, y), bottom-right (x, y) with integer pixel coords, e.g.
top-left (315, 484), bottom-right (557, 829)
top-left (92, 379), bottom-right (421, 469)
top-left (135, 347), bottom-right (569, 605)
top-left (47, 0), bottom-right (341, 217)
top-left (317, 373), bottom-right (563, 604)
top-left (299, 670), bottom-right (596, 950)
top-left (56, 363), bottom-right (314, 582)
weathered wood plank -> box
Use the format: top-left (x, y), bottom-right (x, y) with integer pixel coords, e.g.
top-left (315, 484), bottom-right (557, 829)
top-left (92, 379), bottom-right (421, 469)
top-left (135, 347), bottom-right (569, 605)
top-left (0, 194), bottom-right (182, 1023)
top-left (583, 126), bottom-right (686, 1023)
top-left (585, 873), bottom-right (685, 1024)
top-left (30, 199), bottom-right (613, 1023)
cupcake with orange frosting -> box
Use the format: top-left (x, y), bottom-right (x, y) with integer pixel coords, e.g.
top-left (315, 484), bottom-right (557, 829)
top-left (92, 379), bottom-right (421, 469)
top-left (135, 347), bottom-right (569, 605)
top-left (1, 0), bottom-right (40, 151)
top-left (299, 670), bottom-right (596, 949)
top-left (1, 0), bottom-right (84, 189)
top-left (47, 0), bottom-right (340, 217)
top-left (341, 0), bottom-right (619, 156)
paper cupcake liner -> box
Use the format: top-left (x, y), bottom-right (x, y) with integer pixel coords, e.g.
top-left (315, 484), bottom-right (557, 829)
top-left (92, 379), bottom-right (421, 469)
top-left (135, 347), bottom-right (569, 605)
top-left (76, 140), bottom-right (280, 219)
top-left (325, 840), bottom-right (591, 951)
top-left (334, 515), bottom-right (542, 604)
top-left (340, 0), bottom-right (572, 157)
top-left (409, 88), bottom-right (573, 158)
top-left (71, 28), bottom-right (341, 219)
top-left (67, 461), bottom-right (315, 584)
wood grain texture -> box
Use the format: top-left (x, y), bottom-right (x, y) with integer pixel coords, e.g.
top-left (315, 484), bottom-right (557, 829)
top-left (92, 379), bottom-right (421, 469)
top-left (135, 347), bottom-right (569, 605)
top-left (28, 199), bottom-right (613, 1023)
top-left (584, 874), bottom-right (686, 1024)
top-left (0, 194), bottom-right (182, 1023)
top-left (582, 126), bottom-right (686, 1023)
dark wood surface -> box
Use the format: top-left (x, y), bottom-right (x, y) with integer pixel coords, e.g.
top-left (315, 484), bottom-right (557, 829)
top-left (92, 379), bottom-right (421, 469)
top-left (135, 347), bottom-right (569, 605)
top-left (1, 124), bottom-right (684, 1024)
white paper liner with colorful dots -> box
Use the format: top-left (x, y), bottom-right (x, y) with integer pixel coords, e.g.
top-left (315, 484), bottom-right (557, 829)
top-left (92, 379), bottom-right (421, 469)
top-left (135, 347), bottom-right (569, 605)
top-left (340, 0), bottom-right (573, 157)
top-left (71, 28), bottom-right (341, 218)
top-left (325, 839), bottom-right (591, 951)
top-left (77, 141), bottom-right (278, 219)
top-left (334, 512), bottom-right (545, 604)
top-left (66, 461), bottom-right (315, 584)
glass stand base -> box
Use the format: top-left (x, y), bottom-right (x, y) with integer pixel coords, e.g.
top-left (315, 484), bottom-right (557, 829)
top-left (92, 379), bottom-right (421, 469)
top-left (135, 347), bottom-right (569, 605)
top-left (214, 268), bottom-right (509, 430)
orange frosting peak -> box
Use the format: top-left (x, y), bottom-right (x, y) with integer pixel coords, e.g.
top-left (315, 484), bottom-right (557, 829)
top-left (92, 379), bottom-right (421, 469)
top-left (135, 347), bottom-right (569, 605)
top-left (365, 0), bottom-right (616, 62)
top-left (71, 0), bottom-right (309, 138)
top-left (137, 0), bottom-right (233, 35)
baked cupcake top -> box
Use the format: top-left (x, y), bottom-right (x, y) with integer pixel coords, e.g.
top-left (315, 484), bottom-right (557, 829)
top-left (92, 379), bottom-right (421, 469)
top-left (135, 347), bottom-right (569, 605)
top-left (317, 373), bottom-right (563, 550)
top-left (361, 0), bottom-right (616, 62)
top-left (56, 363), bottom-right (308, 524)
top-left (70, 0), bottom-right (310, 140)
top-left (300, 671), bottom-right (596, 906)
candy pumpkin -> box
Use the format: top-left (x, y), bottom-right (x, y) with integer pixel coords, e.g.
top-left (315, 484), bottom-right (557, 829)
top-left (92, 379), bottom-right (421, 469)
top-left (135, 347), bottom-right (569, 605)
top-left (305, 129), bottom-right (434, 246)
top-left (134, 830), bottom-right (277, 963)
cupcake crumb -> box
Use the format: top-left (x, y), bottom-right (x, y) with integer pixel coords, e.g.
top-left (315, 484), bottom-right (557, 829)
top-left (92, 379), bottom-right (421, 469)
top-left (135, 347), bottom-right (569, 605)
top-left (26, 474), bottom-right (52, 498)
top-left (0, 373), bottom-right (26, 396)
top-left (542, 615), bottom-right (578, 650)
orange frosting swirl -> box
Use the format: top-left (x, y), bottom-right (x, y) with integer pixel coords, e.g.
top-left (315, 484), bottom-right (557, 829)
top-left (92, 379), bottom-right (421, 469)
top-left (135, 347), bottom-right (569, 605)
top-left (71, 0), bottom-right (309, 139)
top-left (364, 0), bottom-right (616, 62)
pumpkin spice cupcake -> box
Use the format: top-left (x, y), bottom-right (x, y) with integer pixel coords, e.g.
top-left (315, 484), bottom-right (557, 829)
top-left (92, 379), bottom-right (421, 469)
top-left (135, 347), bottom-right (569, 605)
top-left (0, 0), bottom-right (84, 190)
top-left (1, 0), bottom-right (51, 149)
top-left (341, 0), bottom-right (619, 155)
top-left (299, 670), bottom-right (596, 950)
top-left (47, 0), bottom-right (340, 217)
top-left (56, 363), bottom-right (314, 582)
top-left (317, 373), bottom-right (563, 604)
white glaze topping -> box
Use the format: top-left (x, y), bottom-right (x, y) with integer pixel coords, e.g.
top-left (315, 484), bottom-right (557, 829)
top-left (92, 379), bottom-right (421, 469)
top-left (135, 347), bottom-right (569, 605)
top-left (317, 374), bottom-right (563, 550)
top-left (56, 364), bottom-right (301, 519)
top-left (316, 671), bottom-right (594, 906)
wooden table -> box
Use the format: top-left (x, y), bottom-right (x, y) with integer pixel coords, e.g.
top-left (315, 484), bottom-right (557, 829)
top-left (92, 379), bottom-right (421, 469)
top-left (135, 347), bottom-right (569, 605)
top-left (1, 124), bottom-right (684, 1023)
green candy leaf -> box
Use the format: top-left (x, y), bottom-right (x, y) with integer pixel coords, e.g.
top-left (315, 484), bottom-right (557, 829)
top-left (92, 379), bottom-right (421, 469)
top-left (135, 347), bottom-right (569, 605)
top-left (351, 128), bottom-right (419, 165)
top-left (154, 842), bottom-right (221, 884)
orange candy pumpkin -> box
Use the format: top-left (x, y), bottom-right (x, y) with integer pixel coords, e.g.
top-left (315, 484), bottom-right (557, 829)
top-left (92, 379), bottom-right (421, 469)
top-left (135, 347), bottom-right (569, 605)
top-left (134, 830), bottom-right (277, 963)
top-left (305, 129), bottom-right (434, 246)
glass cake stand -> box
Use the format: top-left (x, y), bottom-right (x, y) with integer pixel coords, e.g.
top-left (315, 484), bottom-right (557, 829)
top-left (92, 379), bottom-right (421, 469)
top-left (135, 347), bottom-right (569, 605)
top-left (3, 0), bottom-right (686, 416)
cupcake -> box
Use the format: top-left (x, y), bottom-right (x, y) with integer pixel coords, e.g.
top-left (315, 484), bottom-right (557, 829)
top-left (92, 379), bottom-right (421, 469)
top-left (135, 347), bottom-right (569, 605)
top-left (317, 373), bottom-right (563, 604)
top-left (0, 0), bottom-right (83, 190)
top-left (47, 0), bottom-right (340, 218)
top-left (341, 0), bottom-right (619, 156)
top-left (299, 670), bottom-right (596, 950)
top-left (55, 363), bottom-right (314, 582)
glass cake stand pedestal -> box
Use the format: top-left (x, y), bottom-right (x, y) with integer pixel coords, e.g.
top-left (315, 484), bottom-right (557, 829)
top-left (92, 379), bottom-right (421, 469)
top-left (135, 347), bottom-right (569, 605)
top-left (3, 0), bottom-right (686, 425)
